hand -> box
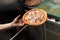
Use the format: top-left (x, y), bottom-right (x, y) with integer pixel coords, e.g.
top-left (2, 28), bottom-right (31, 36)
top-left (11, 15), bottom-right (24, 27)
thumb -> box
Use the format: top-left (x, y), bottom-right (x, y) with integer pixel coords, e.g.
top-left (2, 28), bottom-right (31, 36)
top-left (13, 15), bottom-right (20, 23)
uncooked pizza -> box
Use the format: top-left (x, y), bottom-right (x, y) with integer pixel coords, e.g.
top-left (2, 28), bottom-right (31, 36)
top-left (22, 9), bottom-right (47, 26)
top-left (25, 0), bottom-right (41, 6)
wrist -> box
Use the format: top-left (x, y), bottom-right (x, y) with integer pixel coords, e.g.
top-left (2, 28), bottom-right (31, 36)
top-left (10, 22), bottom-right (16, 27)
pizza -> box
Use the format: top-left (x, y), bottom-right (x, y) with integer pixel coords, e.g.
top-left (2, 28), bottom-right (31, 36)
top-left (25, 0), bottom-right (41, 6)
top-left (22, 9), bottom-right (47, 26)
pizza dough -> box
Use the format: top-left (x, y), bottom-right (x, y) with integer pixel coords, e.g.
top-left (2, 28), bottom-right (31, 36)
top-left (22, 9), bottom-right (47, 26)
top-left (25, 0), bottom-right (41, 6)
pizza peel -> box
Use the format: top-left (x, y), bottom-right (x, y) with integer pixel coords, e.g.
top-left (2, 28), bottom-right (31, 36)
top-left (10, 8), bottom-right (47, 40)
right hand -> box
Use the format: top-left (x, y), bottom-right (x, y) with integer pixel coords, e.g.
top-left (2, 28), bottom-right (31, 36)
top-left (11, 15), bottom-right (24, 27)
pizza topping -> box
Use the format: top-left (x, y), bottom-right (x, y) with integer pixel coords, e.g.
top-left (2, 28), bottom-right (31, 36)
top-left (25, 10), bottom-right (43, 24)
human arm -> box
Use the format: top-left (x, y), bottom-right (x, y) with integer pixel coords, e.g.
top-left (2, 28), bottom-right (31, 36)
top-left (0, 15), bottom-right (24, 30)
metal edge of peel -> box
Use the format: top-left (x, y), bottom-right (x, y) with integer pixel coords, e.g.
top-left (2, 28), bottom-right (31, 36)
top-left (10, 25), bottom-right (28, 40)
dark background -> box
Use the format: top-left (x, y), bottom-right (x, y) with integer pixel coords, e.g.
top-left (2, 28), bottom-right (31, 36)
top-left (0, 0), bottom-right (44, 40)
top-left (0, 0), bottom-right (60, 40)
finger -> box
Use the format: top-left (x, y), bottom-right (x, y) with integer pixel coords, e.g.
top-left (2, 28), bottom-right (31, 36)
top-left (14, 23), bottom-right (24, 27)
top-left (19, 23), bottom-right (25, 26)
top-left (16, 23), bottom-right (24, 27)
top-left (13, 15), bottom-right (20, 22)
top-left (16, 15), bottom-right (20, 19)
top-left (15, 15), bottom-right (20, 21)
